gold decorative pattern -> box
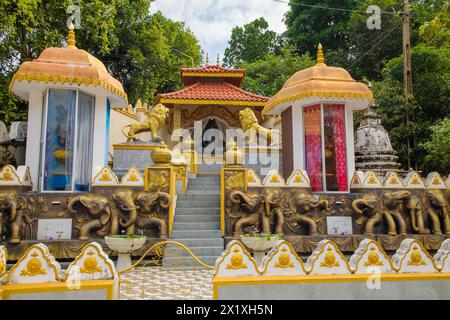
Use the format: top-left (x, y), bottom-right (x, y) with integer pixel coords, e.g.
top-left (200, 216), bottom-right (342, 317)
top-left (80, 252), bottom-right (103, 274)
top-left (160, 98), bottom-right (266, 107)
top-left (407, 247), bottom-right (426, 266)
top-left (274, 248), bottom-right (295, 269)
top-left (227, 248), bottom-right (247, 270)
top-left (364, 248), bottom-right (384, 267)
top-left (20, 254), bottom-right (47, 277)
top-left (320, 248), bottom-right (340, 268)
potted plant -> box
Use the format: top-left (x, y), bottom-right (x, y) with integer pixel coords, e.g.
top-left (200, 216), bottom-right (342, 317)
top-left (240, 227), bottom-right (282, 264)
top-left (105, 233), bottom-right (147, 271)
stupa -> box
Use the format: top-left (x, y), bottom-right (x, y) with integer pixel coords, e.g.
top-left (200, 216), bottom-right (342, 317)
top-left (354, 99), bottom-right (402, 176)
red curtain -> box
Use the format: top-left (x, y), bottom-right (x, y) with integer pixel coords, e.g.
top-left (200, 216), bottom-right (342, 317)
top-left (332, 105), bottom-right (348, 191)
top-left (304, 105), bottom-right (323, 192)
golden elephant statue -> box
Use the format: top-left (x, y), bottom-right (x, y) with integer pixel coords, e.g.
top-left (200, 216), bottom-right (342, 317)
top-left (0, 191), bottom-right (25, 244)
top-left (286, 193), bottom-right (333, 235)
top-left (67, 194), bottom-right (119, 240)
top-left (112, 190), bottom-right (138, 235)
top-left (134, 191), bottom-right (171, 238)
top-left (424, 190), bottom-right (450, 235)
top-left (122, 103), bottom-right (169, 141)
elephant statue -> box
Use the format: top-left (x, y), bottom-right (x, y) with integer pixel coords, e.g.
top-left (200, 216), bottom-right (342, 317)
top-left (0, 191), bottom-right (23, 244)
top-left (67, 194), bottom-right (118, 240)
top-left (352, 194), bottom-right (382, 236)
top-left (407, 194), bottom-right (430, 234)
top-left (112, 190), bottom-right (138, 235)
top-left (134, 191), bottom-right (171, 238)
top-left (382, 190), bottom-right (411, 236)
top-left (424, 190), bottom-right (450, 235)
top-left (262, 189), bottom-right (285, 234)
top-left (286, 193), bottom-right (332, 235)
top-left (228, 190), bottom-right (266, 236)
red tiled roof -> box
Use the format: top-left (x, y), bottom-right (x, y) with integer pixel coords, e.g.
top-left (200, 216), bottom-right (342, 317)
top-left (157, 82), bottom-right (268, 106)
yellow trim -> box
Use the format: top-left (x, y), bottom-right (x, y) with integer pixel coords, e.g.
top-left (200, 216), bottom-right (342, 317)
top-left (396, 240), bottom-right (439, 271)
top-left (260, 241), bottom-right (307, 275)
top-left (9, 73), bottom-right (128, 104)
top-left (63, 243), bottom-right (116, 282)
top-left (220, 168), bottom-right (225, 236)
top-left (5, 245), bottom-right (63, 284)
top-left (160, 98), bottom-right (266, 107)
top-left (113, 145), bottom-right (159, 150)
top-left (182, 72), bottom-right (244, 78)
top-left (263, 91), bottom-right (373, 114)
top-left (352, 240), bottom-right (396, 273)
top-left (118, 240), bottom-right (214, 274)
top-left (213, 241), bottom-right (259, 277)
top-left (169, 166), bottom-right (175, 236)
top-left (213, 272), bottom-right (450, 299)
top-left (0, 280), bottom-right (115, 300)
top-left (308, 240), bottom-right (352, 273)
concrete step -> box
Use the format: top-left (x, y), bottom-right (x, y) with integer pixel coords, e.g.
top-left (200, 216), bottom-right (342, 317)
top-left (175, 208), bottom-right (220, 215)
top-left (177, 200), bottom-right (220, 208)
top-left (178, 194), bottom-right (220, 201)
top-left (172, 238), bottom-right (224, 247)
top-left (182, 190), bottom-right (221, 195)
top-left (171, 230), bottom-right (222, 238)
top-left (174, 214), bottom-right (220, 223)
top-left (172, 222), bottom-right (220, 230)
top-left (165, 246), bottom-right (224, 257)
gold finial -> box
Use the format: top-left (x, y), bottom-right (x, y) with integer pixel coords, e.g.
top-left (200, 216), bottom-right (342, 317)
top-left (317, 43), bottom-right (325, 66)
top-left (216, 53), bottom-right (220, 66)
top-left (205, 53), bottom-right (209, 65)
top-left (67, 22), bottom-right (77, 48)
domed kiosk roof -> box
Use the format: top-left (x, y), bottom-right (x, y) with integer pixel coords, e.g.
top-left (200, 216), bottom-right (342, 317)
top-left (9, 24), bottom-right (127, 107)
top-left (263, 44), bottom-right (372, 115)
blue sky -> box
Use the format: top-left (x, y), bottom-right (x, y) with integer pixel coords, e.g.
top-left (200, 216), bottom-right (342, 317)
top-left (150, 0), bottom-right (289, 61)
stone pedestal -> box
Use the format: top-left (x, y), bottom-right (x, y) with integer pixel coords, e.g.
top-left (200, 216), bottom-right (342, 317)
top-left (112, 141), bottom-right (160, 178)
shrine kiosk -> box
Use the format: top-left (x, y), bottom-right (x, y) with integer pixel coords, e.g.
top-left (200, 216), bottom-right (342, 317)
top-left (263, 44), bottom-right (372, 192)
top-left (9, 25), bottom-right (127, 191)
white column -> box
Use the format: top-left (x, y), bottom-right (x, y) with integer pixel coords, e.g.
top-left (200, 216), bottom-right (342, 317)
top-left (92, 95), bottom-right (107, 178)
top-left (292, 104), bottom-right (305, 171)
top-left (25, 89), bottom-right (44, 191)
top-left (346, 108), bottom-right (355, 188)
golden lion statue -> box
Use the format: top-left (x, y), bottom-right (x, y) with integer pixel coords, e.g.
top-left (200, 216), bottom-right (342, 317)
top-left (239, 107), bottom-right (273, 145)
top-left (122, 103), bottom-right (170, 141)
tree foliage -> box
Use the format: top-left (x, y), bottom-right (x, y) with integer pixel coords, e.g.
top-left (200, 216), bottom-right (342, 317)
top-left (420, 118), bottom-right (450, 173)
top-left (241, 47), bottom-right (314, 97)
top-left (284, 0), bottom-right (357, 57)
top-left (373, 45), bottom-right (450, 171)
top-left (0, 0), bottom-right (202, 126)
top-left (223, 17), bottom-right (283, 67)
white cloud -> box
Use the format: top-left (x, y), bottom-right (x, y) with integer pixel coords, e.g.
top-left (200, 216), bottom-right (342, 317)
top-left (150, 0), bottom-right (289, 60)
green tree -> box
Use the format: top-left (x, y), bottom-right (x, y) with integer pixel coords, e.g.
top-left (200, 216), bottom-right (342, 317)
top-left (419, 2), bottom-right (450, 48)
top-left (241, 47), bottom-right (315, 97)
top-left (0, 0), bottom-right (203, 125)
top-left (420, 118), bottom-right (450, 173)
top-left (223, 17), bottom-right (282, 67)
top-left (284, 0), bottom-right (357, 57)
top-left (374, 45), bottom-right (450, 171)
top-left (345, 0), bottom-right (403, 80)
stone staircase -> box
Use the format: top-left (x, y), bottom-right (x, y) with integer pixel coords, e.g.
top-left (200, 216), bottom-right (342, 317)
top-left (162, 175), bottom-right (224, 269)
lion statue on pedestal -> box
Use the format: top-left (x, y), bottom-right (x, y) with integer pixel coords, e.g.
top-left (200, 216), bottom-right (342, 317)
top-left (122, 103), bottom-right (170, 141)
top-left (239, 107), bottom-right (274, 146)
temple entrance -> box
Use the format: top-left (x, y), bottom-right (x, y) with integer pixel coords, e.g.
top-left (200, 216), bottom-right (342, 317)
top-left (201, 118), bottom-right (226, 155)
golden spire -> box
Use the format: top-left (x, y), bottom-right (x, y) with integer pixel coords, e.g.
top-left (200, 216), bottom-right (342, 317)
top-left (205, 53), bottom-right (209, 65)
top-left (67, 22), bottom-right (77, 49)
top-left (317, 43), bottom-right (325, 66)
top-left (216, 53), bottom-right (220, 66)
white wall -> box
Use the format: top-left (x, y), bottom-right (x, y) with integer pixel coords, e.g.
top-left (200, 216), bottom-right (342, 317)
top-left (291, 104), bottom-right (305, 172)
top-left (91, 95), bottom-right (108, 177)
top-left (25, 89), bottom-right (44, 191)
